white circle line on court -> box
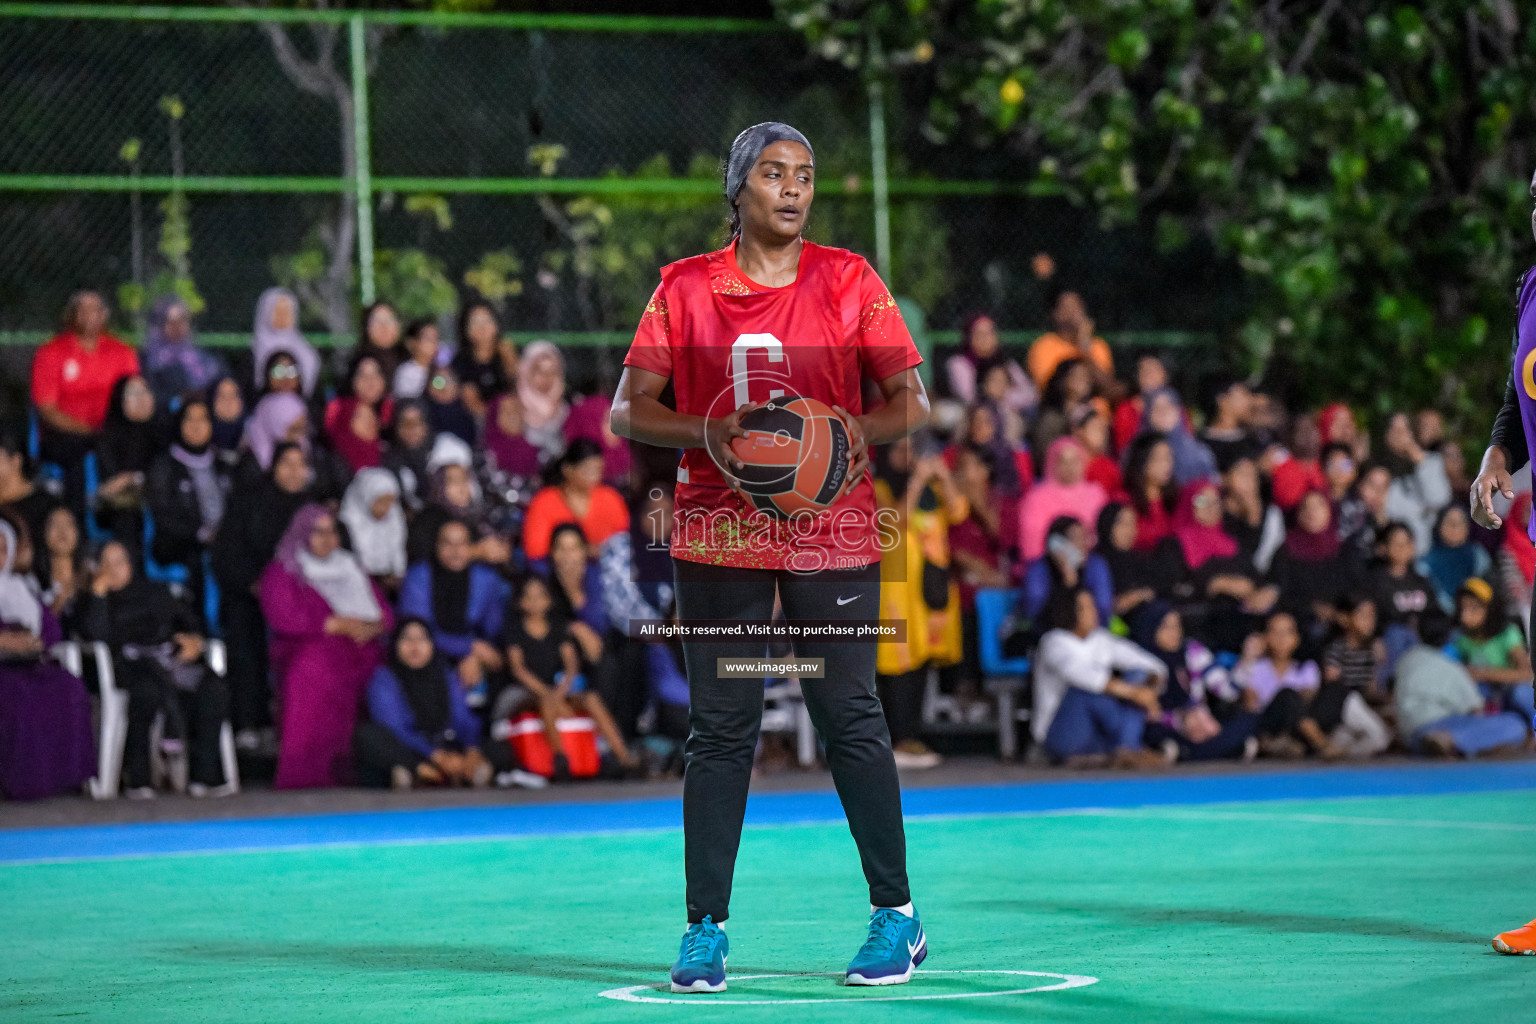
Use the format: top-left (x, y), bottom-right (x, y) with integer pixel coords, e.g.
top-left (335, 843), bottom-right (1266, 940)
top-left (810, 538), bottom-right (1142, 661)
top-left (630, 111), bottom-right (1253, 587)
top-left (597, 969), bottom-right (1100, 1005)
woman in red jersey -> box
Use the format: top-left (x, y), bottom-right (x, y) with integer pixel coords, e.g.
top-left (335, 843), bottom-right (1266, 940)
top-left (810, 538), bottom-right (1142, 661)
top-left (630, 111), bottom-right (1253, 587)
top-left (611, 123), bottom-right (931, 992)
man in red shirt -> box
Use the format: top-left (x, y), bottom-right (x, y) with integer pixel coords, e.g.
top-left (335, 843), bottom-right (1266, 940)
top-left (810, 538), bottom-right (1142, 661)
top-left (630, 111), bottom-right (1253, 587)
top-left (30, 290), bottom-right (140, 512)
top-left (612, 122), bottom-right (932, 993)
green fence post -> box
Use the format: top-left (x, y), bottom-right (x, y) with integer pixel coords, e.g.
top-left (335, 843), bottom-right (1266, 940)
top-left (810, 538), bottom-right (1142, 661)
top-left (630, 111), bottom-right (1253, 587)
top-left (866, 33), bottom-right (892, 285)
top-left (349, 13), bottom-right (376, 306)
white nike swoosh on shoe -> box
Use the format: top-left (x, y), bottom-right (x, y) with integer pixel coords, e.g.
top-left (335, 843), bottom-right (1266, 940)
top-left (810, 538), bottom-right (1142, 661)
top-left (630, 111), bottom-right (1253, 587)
top-left (836, 595), bottom-right (861, 606)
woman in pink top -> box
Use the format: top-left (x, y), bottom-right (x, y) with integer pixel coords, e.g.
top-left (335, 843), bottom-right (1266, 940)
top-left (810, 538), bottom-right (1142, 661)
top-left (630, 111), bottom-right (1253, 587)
top-left (1016, 437), bottom-right (1106, 562)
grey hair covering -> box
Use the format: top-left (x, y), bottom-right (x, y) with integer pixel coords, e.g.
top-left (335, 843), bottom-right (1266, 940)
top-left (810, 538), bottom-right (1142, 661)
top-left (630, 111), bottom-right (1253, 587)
top-left (724, 122), bottom-right (814, 206)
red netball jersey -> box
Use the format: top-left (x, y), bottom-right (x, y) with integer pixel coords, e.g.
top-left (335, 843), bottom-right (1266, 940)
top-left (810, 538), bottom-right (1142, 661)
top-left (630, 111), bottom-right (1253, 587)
top-left (625, 240), bottom-right (921, 570)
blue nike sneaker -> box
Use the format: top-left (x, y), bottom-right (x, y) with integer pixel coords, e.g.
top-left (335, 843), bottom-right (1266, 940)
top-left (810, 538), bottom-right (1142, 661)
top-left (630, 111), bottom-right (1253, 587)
top-left (845, 907), bottom-right (926, 986)
top-left (670, 916), bottom-right (728, 993)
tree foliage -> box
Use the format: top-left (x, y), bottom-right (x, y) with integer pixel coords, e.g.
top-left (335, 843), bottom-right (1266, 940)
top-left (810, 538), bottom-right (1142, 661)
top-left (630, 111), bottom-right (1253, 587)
top-left (777, 0), bottom-right (1536, 421)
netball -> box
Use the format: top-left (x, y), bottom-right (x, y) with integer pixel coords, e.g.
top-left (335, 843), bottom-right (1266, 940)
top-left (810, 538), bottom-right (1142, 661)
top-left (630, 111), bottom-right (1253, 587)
top-left (728, 395), bottom-right (852, 518)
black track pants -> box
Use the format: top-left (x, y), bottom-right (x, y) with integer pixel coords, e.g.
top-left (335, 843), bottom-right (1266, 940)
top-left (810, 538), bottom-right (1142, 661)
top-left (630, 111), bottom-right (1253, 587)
top-left (672, 558), bottom-right (910, 924)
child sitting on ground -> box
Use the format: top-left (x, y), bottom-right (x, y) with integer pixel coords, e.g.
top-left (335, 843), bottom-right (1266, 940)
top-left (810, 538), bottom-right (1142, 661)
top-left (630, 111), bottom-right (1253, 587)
top-left (1450, 578), bottom-right (1535, 724)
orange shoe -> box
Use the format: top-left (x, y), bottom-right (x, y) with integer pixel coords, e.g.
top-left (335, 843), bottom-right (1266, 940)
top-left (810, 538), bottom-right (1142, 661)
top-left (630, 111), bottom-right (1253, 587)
top-left (1492, 919), bottom-right (1536, 955)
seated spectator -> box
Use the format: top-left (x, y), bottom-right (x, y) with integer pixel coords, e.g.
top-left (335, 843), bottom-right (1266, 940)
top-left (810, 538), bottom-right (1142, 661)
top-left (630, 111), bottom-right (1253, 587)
top-left (1439, 432), bottom-right (1472, 501)
top-left (518, 340), bottom-right (571, 463)
top-left (1234, 610), bottom-right (1341, 759)
top-left (406, 463), bottom-right (512, 568)
top-left (0, 429), bottom-right (62, 553)
top-left (1320, 597), bottom-right (1398, 760)
top-left (873, 436), bottom-right (967, 768)
top-left (522, 440), bottom-right (629, 563)
top-left (1017, 437), bottom-right (1105, 562)
top-left (251, 287), bottom-right (319, 397)
top-left (398, 519), bottom-right (509, 700)
top-left (259, 505), bottom-right (393, 788)
top-left (325, 355), bottom-right (393, 473)
top-left (207, 376), bottom-right (248, 471)
top-left (338, 468), bottom-right (407, 587)
top-left (1270, 413), bottom-right (1327, 512)
top-left (35, 506), bottom-right (85, 625)
top-left (497, 573), bottom-right (635, 770)
top-left (78, 540), bottom-right (229, 798)
top-left (244, 391), bottom-right (310, 476)
top-left (1139, 388), bottom-right (1217, 487)
top-left (356, 301), bottom-right (405, 381)
top-left (1221, 457), bottom-right (1285, 574)
top-left (1322, 442), bottom-right (1357, 503)
top-left (1398, 610), bottom-right (1529, 758)
top-left (1112, 353), bottom-right (1173, 453)
top-left (1199, 376), bottom-right (1262, 472)
top-left (1074, 406), bottom-right (1123, 501)
top-left (451, 300), bottom-right (516, 420)
top-left (211, 441), bottom-right (316, 740)
top-left (0, 519), bottom-right (95, 800)
top-left (1122, 433), bottom-right (1177, 550)
top-left (483, 394), bottom-right (541, 480)
top-left (1318, 401), bottom-right (1368, 462)
top-left (426, 365), bottom-right (477, 447)
top-left (259, 351), bottom-right (306, 400)
top-left (1131, 603), bottom-right (1258, 762)
top-left (546, 523), bottom-right (607, 650)
top-left (1170, 479), bottom-right (1277, 651)
top-left (1365, 521), bottom-right (1434, 663)
top-left (948, 445), bottom-right (1013, 608)
top-left (354, 618), bottom-right (493, 789)
top-left (598, 486), bottom-right (676, 738)
top-left (1419, 506), bottom-right (1490, 612)
top-left (565, 394), bottom-right (632, 492)
top-left (1031, 586), bottom-right (1167, 767)
top-left (1029, 358), bottom-right (1093, 462)
top-left (1338, 461), bottom-right (1393, 563)
top-left (142, 295), bottom-right (224, 407)
top-left (1095, 501), bottom-right (1179, 621)
top-left (383, 399), bottom-right (434, 511)
top-left (93, 374), bottom-right (159, 543)
top-left (147, 397), bottom-right (229, 578)
top-left (1269, 490), bottom-right (1353, 633)
top-left (31, 290), bottom-right (140, 514)
top-left (1496, 494), bottom-right (1534, 626)
top-left (1451, 579), bottom-right (1535, 725)
top-left (978, 362), bottom-right (1030, 453)
top-left (1381, 412), bottom-right (1452, 555)
top-left (1026, 285), bottom-right (1115, 394)
top-left (392, 318), bottom-right (441, 400)
top-left (951, 403), bottom-right (1029, 500)
top-left (1022, 515), bottom-right (1113, 630)
top-left (945, 312), bottom-right (1035, 415)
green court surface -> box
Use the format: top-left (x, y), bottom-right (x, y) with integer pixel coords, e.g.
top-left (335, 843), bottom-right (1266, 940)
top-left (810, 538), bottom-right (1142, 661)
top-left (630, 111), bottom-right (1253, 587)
top-left (4, 790), bottom-right (1536, 1022)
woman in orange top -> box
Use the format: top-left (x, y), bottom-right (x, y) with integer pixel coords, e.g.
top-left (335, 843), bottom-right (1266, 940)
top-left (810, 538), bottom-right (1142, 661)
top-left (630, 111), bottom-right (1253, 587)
top-left (521, 439), bottom-right (628, 562)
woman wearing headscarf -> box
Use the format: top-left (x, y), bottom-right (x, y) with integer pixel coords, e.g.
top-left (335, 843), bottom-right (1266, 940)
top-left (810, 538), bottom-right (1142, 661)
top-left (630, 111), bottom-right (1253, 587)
top-left (146, 396), bottom-right (229, 588)
top-left (95, 373), bottom-right (161, 543)
top-left (1016, 436), bottom-right (1107, 562)
top-left (354, 618), bottom-right (494, 789)
top-left (78, 539), bottom-right (230, 798)
top-left (1139, 387), bottom-right (1217, 486)
top-left (207, 376), bottom-right (248, 470)
top-left (397, 517), bottom-right (509, 696)
top-left (1172, 479), bottom-right (1278, 651)
top-left (1380, 411), bottom-right (1453, 556)
top-left (521, 439), bottom-right (630, 563)
top-left (517, 340), bottom-right (570, 463)
top-left (1129, 602), bottom-right (1258, 762)
top-left (251, 287), bottom-right (319, 397)
top-left (211, 442), bottom-right (315, 740)
top-left (142, 295), bottom-right (226, 407)
top-left (338, 467), bottom-right (407, 586)
top-left (565, 393), bottom-right (632, 491)
top-left (0, 519), bottom-right (96, 800)
top-left (324, 354), bottom-right (394, 473)
top-left (406, 462), bottom-right (512, 569)
top-left (1021, 514), bottom-right (1114, 629)
top-left (1094, 501), bottom-right (1180, 621)
top-left (483, 393), bottom-right (541, 480)
top-left (944, 313), bottom-right (1035, 413)
top-left (1268, 489), bottom-right (1352, 634)
top-left (1419, 505), bottom-right (1491, 612)
top-left (259, 504), bottom-right (393, 788)
top-left (243, 391), bottom-right (310, 475)
top-left (383, 399), bottom-right (435, 511)
top-left (1495, 493), bottom-right (1535, 629)
top-left (451, 300), bottom-right (517, 420)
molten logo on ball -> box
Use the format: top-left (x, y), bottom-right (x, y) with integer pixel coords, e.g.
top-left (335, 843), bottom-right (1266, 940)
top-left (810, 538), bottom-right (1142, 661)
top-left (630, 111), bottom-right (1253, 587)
top-left (728, 396), bottom-right (851, 519)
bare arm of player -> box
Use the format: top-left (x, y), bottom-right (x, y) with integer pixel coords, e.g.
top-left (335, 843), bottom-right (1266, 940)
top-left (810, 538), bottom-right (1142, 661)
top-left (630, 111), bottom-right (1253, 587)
top-left (610, 365), bottom-right (759, 491)
top-left (835, 367), bottom-right (930, 496)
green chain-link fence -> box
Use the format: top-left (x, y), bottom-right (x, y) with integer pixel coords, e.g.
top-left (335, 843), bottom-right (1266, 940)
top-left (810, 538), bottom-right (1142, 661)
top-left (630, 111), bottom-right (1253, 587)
top-left (0, 2), bottom-right (1230, 397)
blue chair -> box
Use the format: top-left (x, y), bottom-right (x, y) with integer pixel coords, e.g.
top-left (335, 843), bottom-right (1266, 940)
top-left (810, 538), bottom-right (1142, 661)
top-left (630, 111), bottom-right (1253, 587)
top-left (141, 509), bottom-right (221, 636)
top-left (974, 588), bottom-right (1032, 760)
top-left (26, 409), bottom-right (64, 493)
top-left (81, 453), bottom-right (110, 545)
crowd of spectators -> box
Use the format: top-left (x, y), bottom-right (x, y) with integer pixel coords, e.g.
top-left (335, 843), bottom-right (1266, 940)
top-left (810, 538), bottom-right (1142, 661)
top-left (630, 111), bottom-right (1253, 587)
top-left (0, 279), bottom-right (1530, 801)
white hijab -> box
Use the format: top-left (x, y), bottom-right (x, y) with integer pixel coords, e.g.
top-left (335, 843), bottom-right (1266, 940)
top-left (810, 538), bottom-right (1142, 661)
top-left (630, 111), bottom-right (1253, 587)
top-left (295, 547), bottom-right (382, 622)
top-left (338, 468), bottom-right (407, 578)
top-left (0, 521), bottom-right (42, 637)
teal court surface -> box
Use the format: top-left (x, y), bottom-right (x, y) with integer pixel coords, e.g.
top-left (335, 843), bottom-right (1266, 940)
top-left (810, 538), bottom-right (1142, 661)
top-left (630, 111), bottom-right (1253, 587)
top-left (4, 763), bottom-right (1536, 1022)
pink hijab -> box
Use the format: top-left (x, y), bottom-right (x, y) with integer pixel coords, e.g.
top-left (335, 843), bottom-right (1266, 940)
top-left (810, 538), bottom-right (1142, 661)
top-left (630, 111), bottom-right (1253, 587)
top-left (1172, 480), bottom-right (1238, 569)
top-left (1016, 437), bottom-right (1106, 561)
